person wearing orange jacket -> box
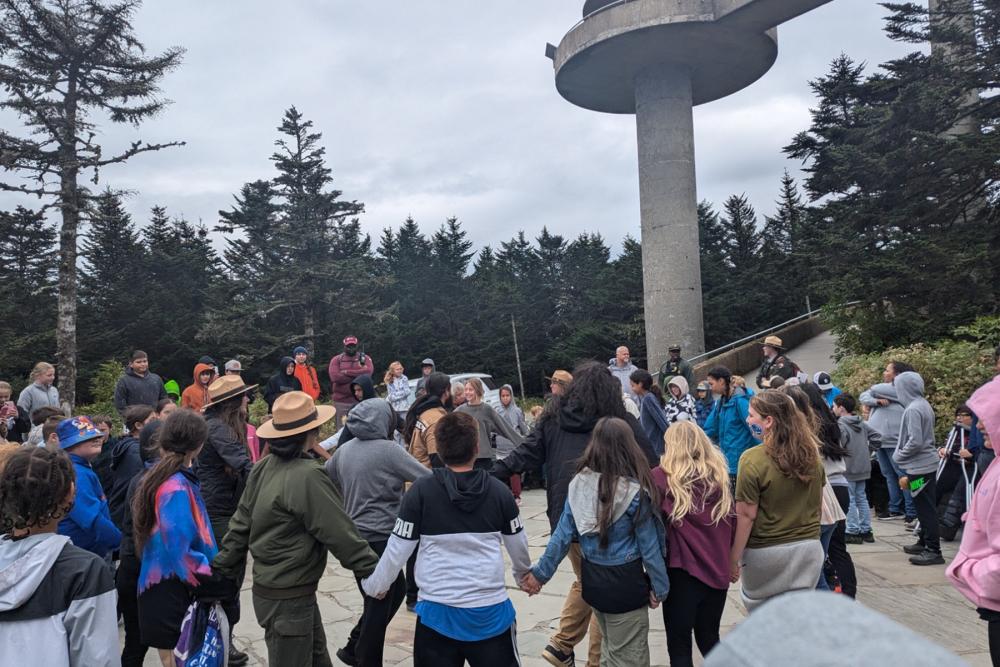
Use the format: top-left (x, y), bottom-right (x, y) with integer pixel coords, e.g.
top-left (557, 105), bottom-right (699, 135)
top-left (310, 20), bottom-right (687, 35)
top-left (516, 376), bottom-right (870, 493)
top-left (180, 362), bottom-right (216, 412)
top-left (292, 346), bottom-right (322, 400)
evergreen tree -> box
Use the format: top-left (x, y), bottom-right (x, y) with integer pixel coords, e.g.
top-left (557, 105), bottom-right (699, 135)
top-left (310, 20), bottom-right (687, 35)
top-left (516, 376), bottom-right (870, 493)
top-left (0, 206), bottom-right (56, 381)
top-left (0, 0), bottom-right (184, 405)
top-left (785, 6), bottom-right (999, 352)
top-left (78, 190), bottom-right (148, 373)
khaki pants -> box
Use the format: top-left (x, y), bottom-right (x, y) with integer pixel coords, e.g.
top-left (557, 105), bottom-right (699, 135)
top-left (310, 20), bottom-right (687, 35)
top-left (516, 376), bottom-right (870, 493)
top-left (252, 592), bottom-right (333, 667)
top-left (549, 543), bottom-right (603, 666)
top-left (593, 607), bottom-right (649, 667)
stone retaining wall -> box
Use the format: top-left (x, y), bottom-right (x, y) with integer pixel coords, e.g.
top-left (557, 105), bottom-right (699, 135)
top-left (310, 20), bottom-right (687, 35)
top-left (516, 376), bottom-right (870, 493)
top-left (691, 316), bottom-right (828, 382)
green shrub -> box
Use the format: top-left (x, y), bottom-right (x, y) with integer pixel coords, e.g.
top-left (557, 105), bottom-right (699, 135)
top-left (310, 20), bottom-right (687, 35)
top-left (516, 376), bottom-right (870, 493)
top-left (76, 360), bottom-right (125, 432)
top-left (833, 340), bottom-right (995, 441)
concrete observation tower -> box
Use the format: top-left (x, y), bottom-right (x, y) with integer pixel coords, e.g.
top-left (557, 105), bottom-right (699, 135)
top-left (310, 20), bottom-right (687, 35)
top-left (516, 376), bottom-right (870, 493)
top-left (546, 0), bottom-right (833, 366)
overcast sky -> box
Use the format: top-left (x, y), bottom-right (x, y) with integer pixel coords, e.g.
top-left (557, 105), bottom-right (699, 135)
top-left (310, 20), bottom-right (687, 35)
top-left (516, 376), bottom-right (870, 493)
top-left (2, 1), bottom-right (915, 256)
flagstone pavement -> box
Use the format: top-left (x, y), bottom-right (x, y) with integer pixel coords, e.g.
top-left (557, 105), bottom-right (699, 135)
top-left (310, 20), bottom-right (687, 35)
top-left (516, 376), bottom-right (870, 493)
top-left (127, 485), bottom-right (992, 666)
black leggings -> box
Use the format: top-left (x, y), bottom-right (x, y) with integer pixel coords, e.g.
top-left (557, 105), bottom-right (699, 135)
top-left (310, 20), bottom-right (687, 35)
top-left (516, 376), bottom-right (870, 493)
top-left (828, 485), bottom-right (857, 598)
top-left (116, 555), bottom-right (149, 667)
top-left (413, 618), bottom-right (519, 667)
top-left (979, 608), bottom-right (1000, 667)
top-left (912, 474), bottom-right (941, 554)
top-left (662, 568), bottom-right (727, 667)
top-left (344, 538), bottom-right (407, 666)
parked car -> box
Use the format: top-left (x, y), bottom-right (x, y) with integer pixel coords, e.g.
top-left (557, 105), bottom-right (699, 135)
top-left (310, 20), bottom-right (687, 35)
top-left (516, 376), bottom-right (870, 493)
top-left (400, 373), bottom-right (502, 411)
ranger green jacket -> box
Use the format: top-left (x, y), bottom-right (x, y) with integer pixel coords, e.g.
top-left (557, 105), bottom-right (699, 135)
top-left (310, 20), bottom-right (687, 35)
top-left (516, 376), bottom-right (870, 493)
top-left (213, 454), bottom-right (377, 596)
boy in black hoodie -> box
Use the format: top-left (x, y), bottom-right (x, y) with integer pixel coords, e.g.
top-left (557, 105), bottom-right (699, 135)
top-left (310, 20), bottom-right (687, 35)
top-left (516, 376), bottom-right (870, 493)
top-left (362, 411), bottom-right (531, 666)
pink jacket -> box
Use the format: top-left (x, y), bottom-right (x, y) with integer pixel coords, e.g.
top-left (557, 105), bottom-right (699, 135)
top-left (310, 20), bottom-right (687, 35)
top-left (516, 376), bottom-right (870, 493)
top-left (947, 376), bottom-right (1000, 611)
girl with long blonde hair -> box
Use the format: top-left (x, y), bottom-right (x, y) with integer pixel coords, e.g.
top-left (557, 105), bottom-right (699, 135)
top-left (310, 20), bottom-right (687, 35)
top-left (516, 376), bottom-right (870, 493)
top-left (730, 390), bottom-right (825, 612)
top-left (653, 422), bottom-right (735, 667)
top-left (383, 361), bottom-right (410, 415)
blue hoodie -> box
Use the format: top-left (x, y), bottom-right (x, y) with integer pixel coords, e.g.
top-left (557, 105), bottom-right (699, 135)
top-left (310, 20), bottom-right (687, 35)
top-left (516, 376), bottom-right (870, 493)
top-left (704, 388), bottom-right (761, 474)
top-left (57, 454), bottom-right (122, 558)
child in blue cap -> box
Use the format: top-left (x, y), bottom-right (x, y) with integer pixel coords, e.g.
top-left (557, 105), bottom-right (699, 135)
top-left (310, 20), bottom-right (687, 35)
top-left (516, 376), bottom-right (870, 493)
top-left (56, 416), bottom-right (122, 558)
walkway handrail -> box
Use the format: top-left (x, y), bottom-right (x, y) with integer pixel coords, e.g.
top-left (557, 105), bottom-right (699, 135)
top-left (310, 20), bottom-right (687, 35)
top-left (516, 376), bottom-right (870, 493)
top-left (653, 300), bottom-right (861, 378)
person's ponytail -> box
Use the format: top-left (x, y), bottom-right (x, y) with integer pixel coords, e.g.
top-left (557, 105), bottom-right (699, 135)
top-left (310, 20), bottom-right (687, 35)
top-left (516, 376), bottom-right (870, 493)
top-left (132, 450), bottom-right (186, 552)
top-left (130, 409), bottom-right (208, 553)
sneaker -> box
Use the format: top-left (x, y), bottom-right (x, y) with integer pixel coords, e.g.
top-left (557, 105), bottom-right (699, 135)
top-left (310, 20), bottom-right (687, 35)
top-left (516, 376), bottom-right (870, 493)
top-left (542, 644), bottom-right (575, 667)
top-left (845, 533), bottom-right (863, 545)
top-left (336, 647), bottom-right (358, 666)
top-left (229, 647), bottom-right (250, 667)
top-left (904, 516), bottom-right (918, 527)
top-left (862, 531), bottom-right (875, 543)
top-left (909, 550), bottom-right (945, 566)
top-left (903, 542), bottom-right (926, 555)
top-left (878, 511), bottom-right (905, 521)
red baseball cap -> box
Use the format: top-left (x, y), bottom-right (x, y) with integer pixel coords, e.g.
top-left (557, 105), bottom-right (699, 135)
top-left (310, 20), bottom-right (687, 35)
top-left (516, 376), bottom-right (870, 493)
top-left (343, 336), bottom-right (358, 345)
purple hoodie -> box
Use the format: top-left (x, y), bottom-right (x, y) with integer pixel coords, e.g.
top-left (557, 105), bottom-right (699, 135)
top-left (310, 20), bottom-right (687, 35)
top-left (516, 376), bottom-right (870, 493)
top-left (653, 467), bottom-right (735, 590)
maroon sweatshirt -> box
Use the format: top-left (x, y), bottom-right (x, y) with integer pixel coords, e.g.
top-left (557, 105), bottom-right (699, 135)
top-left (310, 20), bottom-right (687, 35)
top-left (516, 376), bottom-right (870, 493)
top-left (652, 467), bottom-right (736, 590)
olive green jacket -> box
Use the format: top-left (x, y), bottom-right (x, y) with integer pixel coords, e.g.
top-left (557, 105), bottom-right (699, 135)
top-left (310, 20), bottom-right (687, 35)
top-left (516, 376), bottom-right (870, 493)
top-left (213, 454), bottom-right (377, 594)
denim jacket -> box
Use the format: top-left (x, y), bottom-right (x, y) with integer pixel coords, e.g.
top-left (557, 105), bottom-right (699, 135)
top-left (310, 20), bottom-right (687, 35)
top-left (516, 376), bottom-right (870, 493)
top-left (532, 493), bottom-right (670, 601)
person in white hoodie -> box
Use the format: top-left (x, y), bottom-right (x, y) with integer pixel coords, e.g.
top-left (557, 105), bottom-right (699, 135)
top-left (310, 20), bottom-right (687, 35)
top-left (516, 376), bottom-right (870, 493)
top-left (0, 447), bottom-right (119, 667)
top-left (893, 371), bottom-right (944, 566)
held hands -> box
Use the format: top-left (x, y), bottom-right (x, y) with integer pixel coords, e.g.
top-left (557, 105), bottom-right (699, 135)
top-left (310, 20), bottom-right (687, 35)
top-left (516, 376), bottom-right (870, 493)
top-left (519, 572), bottom-right (542, 596)
top-left (876, 399), bottom-right (889, 407)
top-left (729, 559), bottom-right (741, 584)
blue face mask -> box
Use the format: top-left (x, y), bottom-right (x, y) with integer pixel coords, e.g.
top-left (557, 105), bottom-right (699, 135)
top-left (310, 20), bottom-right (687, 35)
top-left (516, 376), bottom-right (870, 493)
top-left (749, 422), bottom-right (764, 438)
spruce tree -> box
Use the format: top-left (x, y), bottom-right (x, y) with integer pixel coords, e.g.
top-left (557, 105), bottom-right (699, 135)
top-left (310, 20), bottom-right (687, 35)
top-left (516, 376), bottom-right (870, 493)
top-left (0, 0), bottom-right (183, 405)
top-left (0, 206), bottom-right (57, 379)
top-left (78, 190), bottom-right (148, 371)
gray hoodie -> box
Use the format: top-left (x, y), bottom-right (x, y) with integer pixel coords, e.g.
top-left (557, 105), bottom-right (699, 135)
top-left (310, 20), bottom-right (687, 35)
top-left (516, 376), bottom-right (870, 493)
top-left (858, 383), bottom-right (903, 449)
top-left (608, 359), bottom-right (639, 402)
top-left (892, 372), bottom-right (938, 476)
top-left (0, 533), bottom-right (119, 666)
top-left (838, 415), bottom-right (882, 481)
top-left (16, 382), bottom-right (60, 418)
top-left (325, 398), bottom-right (430, 541)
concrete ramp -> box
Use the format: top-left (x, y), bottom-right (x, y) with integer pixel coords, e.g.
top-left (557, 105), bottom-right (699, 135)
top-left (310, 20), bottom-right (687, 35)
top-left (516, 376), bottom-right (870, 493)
top-left (743, 330), bottom-right (838, 388)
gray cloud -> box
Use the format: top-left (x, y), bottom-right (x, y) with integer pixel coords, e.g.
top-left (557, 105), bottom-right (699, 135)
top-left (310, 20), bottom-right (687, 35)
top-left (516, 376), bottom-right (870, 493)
top-left (2, 1), bottom-right (916, 254)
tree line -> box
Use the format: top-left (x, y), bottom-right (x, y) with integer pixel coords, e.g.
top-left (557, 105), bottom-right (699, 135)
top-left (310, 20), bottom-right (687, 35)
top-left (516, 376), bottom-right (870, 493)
top-left (1, 0), bottom-right (997, 403)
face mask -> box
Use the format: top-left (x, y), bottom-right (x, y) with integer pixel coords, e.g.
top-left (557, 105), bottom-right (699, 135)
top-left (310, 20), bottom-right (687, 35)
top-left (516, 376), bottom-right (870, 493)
top-left (345, 345), bottom-right (358, 356)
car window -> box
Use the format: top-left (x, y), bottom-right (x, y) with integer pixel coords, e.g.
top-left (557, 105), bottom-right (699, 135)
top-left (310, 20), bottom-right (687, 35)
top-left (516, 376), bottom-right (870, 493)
top-left (480, 377), bottom-right (498, 391)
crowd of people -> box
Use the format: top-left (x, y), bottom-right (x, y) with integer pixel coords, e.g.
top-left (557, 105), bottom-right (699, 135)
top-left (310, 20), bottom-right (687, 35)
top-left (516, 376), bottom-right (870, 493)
top-left (0, 334), bottom-right (998, 667)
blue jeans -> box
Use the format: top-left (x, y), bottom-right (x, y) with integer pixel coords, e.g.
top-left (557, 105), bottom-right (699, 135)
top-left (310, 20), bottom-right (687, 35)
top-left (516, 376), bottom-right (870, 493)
top-left (875, 448), bottom-right (915, 517)
top-left (846, 480), bottom-right (871, 534)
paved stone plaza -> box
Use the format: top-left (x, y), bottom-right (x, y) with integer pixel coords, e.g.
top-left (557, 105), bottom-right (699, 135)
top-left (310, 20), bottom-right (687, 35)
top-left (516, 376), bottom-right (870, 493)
top-left (129, 484), bottom-right (990, 665)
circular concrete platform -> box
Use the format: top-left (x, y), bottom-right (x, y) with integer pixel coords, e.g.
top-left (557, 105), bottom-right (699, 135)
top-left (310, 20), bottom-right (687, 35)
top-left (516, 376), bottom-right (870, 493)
top-left (554, 0), bottom-right (778, 112)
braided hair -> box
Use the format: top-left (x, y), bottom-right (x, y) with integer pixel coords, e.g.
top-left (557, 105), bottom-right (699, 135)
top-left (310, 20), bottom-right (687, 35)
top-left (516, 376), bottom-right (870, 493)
top-left (0, 447), bottom-right (76, 537)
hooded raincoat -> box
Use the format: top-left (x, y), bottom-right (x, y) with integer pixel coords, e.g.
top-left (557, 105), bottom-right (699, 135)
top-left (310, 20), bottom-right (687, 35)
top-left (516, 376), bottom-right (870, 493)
top-left (180, 362), bottom-right (215, 412)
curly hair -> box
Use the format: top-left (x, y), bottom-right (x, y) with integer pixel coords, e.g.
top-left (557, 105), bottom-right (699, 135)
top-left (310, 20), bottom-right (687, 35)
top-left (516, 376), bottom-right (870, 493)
top-left (0, 447), bottom-right (75, 536)
top-left (542, 361), bottom-right (627, 425)
top-left (750, 391), bottom-right (821, 484)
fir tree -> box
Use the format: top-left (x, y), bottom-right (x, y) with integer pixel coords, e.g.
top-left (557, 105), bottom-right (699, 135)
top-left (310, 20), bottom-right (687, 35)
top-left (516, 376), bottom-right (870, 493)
top-left (0, 0), bottom-right (184, 405)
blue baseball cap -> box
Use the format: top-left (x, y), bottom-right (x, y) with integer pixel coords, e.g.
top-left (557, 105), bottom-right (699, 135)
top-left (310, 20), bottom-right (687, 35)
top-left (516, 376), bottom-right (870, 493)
top-left (57, 416), bottom-right (104, 450)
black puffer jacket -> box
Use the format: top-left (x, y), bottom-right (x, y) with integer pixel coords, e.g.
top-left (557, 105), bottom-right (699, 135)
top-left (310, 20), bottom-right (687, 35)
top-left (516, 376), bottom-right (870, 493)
top-left (197, 414), bottom-right (252, 521)
top-left (492, 402), bottom-right (658, 530)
